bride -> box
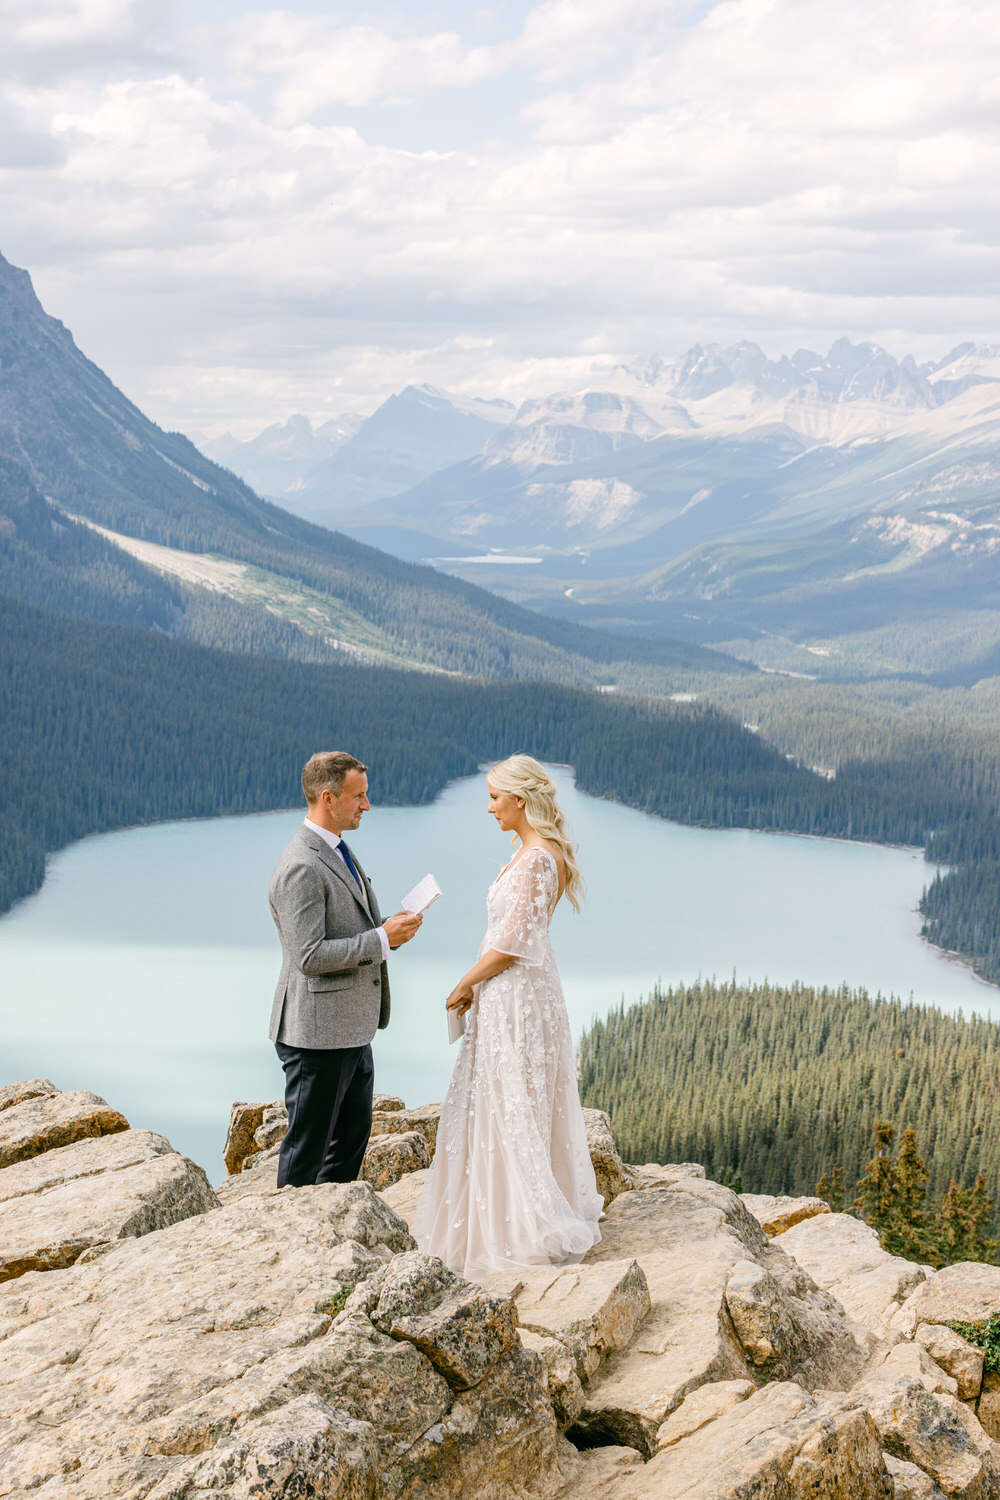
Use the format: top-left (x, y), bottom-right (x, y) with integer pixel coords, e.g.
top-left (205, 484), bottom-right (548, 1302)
top-left (412, 755), bottom-right (603, 1280)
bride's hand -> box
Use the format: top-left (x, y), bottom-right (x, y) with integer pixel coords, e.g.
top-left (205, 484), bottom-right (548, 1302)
top-left (446, 981), bottom-right (475, 1016)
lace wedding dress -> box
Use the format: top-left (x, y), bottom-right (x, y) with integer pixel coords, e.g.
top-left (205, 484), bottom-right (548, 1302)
top-left (411, 845), bottom-right (603, 1280)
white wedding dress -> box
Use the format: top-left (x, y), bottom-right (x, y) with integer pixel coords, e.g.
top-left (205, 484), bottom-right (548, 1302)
top-left (412, 844), bottom-right (603, 1280)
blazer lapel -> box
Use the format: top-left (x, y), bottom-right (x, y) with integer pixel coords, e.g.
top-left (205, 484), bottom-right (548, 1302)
top-left (298, 828), bottom-right (373, 919)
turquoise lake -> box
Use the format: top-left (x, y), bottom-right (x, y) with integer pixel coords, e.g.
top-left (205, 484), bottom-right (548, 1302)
top-left (1, 767), bottom-right (992, 1179)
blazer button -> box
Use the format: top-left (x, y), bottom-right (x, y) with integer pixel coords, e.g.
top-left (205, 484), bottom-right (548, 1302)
top-left (373, 978), bottom-right (379, 986)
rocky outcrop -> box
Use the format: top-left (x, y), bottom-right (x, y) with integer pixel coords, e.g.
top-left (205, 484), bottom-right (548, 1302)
top-left (0, 1180), bottom-right (567, 1499)
top-left (581, 1109), bottom-right (630, 1207)
top-left (221, 1096), bottom-right (442, 1179)
top-left (0, 1128), bottom-right (217, 1279)
top-left (556, 1383), bottom-right (895, 1499)
top-left (778, 1209), bottom-right (930, 1337)
top-left (891, 1263), bottom-right (1000, 1338)
top-left (6, 1077), bottom-right (1000, 1500)
top-left (0, 1087), bottom-right (128, 1167)
top-left (741, 1192), bottom-right (831, 1237)
top-left (568, 1178), bottom-right (870, 1455)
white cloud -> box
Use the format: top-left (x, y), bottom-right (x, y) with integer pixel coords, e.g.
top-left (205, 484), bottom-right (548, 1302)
top-left (4, 0), bottom-right (1000, 434)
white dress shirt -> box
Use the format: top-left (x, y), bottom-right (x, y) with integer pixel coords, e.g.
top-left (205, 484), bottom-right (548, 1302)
top-left (303, 818), bottom-right (391, 963)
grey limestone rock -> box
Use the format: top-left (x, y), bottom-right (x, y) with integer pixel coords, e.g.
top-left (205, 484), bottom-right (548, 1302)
top-left (0, 1078), bottom-right (58, 1114)
top-left (891, 1262), bottom-right (1000, 1339)
top-left (491, 1258), bottom-right (650, 1384)
top-left (360, 1249), bottom-right (517, 1389)
top-left (625, 1162), bottom-right (705, 1190)
top-left (360, 1129), bottom-right (431, 1192)
top-left (854, 1370), bottom-right (1000, 1498)
top-left (741, 1192), bottom-right (831, 1237)
top-left (915, 1322), bottom-right (985, 1401)
top-left (573, 1177), bottom-right (869, 1456)
top-left (369, 1102), bottom-right (442, 1157)
top-left (581, 1108), bottom-right (630, 1208)
top-left (0, 1088), bottom-right (129, 1168)
top-left (779, 1210), bottom-right (930, 1339)
top-left (0, 1129), bottom-right (218, 1280)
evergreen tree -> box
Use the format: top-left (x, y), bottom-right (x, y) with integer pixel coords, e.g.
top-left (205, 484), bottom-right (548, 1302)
top-left (854, 1121), bottom-right (899, 1243)
top-left (816, 1166), bottom-right (846, 1213)
top-left (934, 1177), bottom-right (998, 1266)
top-left (885, 1127), bottom-right (931, 1262)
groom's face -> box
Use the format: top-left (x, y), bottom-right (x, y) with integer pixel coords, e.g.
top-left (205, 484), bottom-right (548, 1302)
top-left (325, 769), bottom-right (371, 834)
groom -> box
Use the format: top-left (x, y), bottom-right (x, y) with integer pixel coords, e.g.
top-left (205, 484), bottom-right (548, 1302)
top-left (268, 751), bottom-right (422, 1188)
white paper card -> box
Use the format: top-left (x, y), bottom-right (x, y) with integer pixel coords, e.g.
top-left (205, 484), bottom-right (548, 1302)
top-left (447, 1007), bottom-right (467, 1044)
top-left (401, 873), bottom-right (442, 914)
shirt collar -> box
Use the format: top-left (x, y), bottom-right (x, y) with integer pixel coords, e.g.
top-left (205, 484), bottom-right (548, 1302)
top-left (303, 817), bottom-right (343, 855)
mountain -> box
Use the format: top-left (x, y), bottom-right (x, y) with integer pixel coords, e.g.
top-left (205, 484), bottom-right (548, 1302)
top-left (205, 386), bottom-right (514, 516)
top-left (0, 250), bottom-right (739, 687)
top-left (199, 412), bottom-right (364, 501)
top-left (329, 340), bottom-right (1000, 677)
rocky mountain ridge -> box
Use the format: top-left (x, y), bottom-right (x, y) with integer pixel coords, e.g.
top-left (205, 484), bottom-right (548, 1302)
top-left (0, 248), bottom-right (733, 684)
top-left (4, 1075), bottom-right (1000, 1498)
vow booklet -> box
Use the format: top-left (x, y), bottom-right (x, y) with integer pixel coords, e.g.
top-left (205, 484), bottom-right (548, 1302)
top-left (447, 1007), bottom-right (467, 1045)
top-left (401, 873), bottom-right (442, 914)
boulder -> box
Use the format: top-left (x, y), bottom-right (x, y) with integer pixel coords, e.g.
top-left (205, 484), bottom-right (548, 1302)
top-left (655, 1378), bottom-right (754, 1450)
top-left (625, 1163), bottom-right (705, 1191)
top-left (876, 1339), bottom-right (960, 1397)
top-left (0, 1078), bottom-right (58, 1113)
top-left (354, 1250), bottom-right (517, 1390)
top-left (581, 1109), bottom-right (630, 1208)
top-left (554, 1445), bottom-right (643, 1498)
top-left (741, 1192), bottom-right (831, 1237)
top-left (572, 1178), bottom-right (868, 1456)
top-left (853, 1370), bottom-right (1000, 1497)
top-left (372, 1093), bottom-right (405, 1112)
top-left (779, 1210), bottom-right (929, 1338)
top-left (978, 1370), bottom-right (1000, 1442)
top-left (0, 1181), bottom-right (567, 1499)
top-left (884, 1453), bottom-right (949, 1499)
top-left (360, 1130), bottom-right (431, 1192)
top-left (0, 1129), bottom-right (218, 1279)
top-left (561, 1383), bottom-right (894, 1499)
top-left (221, 1101), bottom-right (267, 1176)
top-left (370, 1102), bottom-right (442, 1157)
top-left (891, 1262), bottom-right (1000, 1339)
top-left (0, 1089), bottom-right (129, 1168)
top-left (518, 1327), bottom-right (585, 1425)
top-left (490, 1259), bottom-right (650, 1384)
top-left (915, 1323), bottom-right (985, 1401)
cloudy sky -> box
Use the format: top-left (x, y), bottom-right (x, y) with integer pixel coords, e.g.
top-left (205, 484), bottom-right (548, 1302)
top-left (3, 0), bottom-right (1000, 436)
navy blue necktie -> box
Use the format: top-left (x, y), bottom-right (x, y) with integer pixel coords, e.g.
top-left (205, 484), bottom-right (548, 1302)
top-left (337, 839), bottom-right (364, 893)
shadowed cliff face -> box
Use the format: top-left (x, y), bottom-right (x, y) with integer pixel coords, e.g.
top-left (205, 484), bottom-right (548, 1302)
top-left (4, 1076), bottom-right (1000, 1498)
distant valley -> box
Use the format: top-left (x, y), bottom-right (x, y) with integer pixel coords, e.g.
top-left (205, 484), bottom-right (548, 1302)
top-left (213, 341), bottom-right (1000, 682)
top-left (0, 250), bottom-right (732, 692)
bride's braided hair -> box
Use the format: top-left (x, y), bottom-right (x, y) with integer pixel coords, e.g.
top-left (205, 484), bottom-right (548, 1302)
top-left (489, 755), bottom-right (584, 912)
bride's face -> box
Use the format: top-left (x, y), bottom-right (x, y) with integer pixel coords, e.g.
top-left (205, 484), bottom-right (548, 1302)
top-left (487, 783), bottom-right (521, 832)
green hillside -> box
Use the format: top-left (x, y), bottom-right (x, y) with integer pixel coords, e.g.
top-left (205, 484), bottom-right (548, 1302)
top-left (579, 979), bottom-right (1000, 1233)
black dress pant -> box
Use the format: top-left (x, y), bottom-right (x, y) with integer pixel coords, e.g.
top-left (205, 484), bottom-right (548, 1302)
top-left (275, 1040), bottom-right (374, 1188)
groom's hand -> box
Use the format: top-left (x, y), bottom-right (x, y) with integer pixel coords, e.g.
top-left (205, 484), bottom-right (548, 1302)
top-left (384, 910), bottom-right (423, 948)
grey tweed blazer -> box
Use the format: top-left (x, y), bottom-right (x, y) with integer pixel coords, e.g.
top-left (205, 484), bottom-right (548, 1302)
top-left (267, 825), bottom-right (390, 1049)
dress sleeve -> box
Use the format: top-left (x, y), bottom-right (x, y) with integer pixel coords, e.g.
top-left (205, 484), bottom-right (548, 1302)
top-left (490, 849), bottom-right (557, 967)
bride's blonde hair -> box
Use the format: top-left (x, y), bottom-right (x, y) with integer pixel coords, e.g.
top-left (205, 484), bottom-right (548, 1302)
top-left (489, 755), bottom-right (584, 911)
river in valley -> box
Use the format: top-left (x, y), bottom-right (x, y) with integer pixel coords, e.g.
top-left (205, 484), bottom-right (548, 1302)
top-left (1, 767), bottom-right (991, 1177)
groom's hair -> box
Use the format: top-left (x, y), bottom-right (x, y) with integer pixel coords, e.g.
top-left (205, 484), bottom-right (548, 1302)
top-left (302, 751), bottom-right (368, 803)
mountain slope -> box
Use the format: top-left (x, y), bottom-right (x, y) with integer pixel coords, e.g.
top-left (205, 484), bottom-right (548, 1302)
top-left (0, 250), bottom-right (741, 686)
top-left (330, 341), bottom-right (1000, 674)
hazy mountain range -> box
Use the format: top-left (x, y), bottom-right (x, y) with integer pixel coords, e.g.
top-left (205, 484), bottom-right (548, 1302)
top-left (209, 339), bottom-right (1000, 680)
top-left (0, 250), bottom-right (731, 689)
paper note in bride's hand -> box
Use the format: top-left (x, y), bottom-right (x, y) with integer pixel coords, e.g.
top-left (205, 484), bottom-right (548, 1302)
top-left (401, 873), bottom-right (442, 914)
top-left (447, 1006), bottom-right (467, 1045)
